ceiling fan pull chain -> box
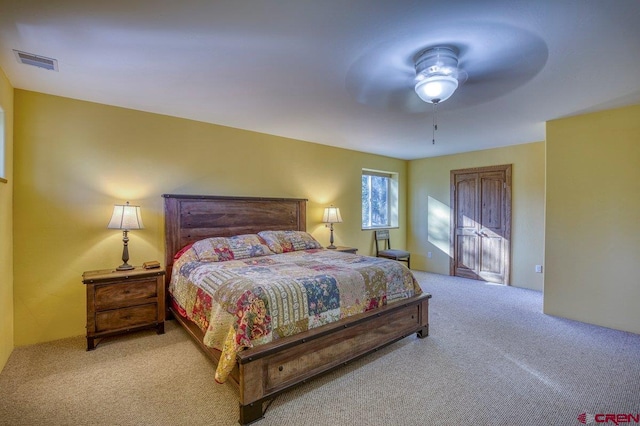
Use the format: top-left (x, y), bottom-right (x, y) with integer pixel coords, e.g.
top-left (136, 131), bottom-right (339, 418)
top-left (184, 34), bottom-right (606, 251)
top-left (432, 103), bottom-right (438, 144)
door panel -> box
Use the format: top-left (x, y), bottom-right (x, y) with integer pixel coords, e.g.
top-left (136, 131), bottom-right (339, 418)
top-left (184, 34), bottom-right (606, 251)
top-left (480, 173), bottom-right (503, 231)
top-left (456, 234), bottom-right (478, 278)
top-left (451, 165), bottom-right (511, 284)
top-left (480, 235), bottom-right (503, 276)
top-left (456, 174), bottom-right (477, 229)
top-left (453, 173), bottom-right (480, 279)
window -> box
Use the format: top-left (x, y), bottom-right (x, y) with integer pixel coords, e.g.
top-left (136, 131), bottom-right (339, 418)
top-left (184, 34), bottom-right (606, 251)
top-left (361, 169), bottom-right (398, 229)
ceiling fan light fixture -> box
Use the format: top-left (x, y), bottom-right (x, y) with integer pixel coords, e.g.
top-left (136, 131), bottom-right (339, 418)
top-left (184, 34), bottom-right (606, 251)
top-left (414, 75), bottom-right (458, 104)
top-left (414, 46), bottom-right (461, 104)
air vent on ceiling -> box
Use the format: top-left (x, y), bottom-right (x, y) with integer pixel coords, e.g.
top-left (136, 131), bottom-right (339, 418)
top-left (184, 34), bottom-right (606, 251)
top-left (13, 50), bottom-right (58, 71)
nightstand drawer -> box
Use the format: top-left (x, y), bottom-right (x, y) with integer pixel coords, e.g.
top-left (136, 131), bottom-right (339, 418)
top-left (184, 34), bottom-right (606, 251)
top-left (95, 304), bottom-right (158, 332)
top-left (94, 279), bottom-right (157, 310)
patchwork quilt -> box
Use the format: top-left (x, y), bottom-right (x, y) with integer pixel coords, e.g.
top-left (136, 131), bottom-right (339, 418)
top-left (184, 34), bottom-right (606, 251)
top-left (169, 232), bottom-right (421, 383)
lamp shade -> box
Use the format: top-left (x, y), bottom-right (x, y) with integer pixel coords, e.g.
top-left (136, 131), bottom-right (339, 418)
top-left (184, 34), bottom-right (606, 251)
top-left (322, 206), bottom-right (343, 224)
top-left (414, 75), bottom-right (458, 104)
top-left (107, 202), bottom-right (144, 230)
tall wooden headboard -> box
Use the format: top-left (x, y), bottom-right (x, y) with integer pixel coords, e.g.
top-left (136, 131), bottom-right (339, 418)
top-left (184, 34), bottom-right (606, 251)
top-left (163, 194), bottom-right (307, 281)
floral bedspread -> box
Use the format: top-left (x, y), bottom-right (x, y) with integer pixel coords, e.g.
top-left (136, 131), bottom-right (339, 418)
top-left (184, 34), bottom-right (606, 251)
top-left (170, 247), bottom-right (421, 383)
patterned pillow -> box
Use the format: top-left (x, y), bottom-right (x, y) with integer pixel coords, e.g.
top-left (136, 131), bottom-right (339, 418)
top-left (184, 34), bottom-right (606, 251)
top-left (191, 234), bottom-right (274, 262)
top-left (257, 230), bottom-right (322, 254)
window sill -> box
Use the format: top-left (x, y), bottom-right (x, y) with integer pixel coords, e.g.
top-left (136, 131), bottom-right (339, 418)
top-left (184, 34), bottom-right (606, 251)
top-left (361, 226), bottom-right (399, 231)
top-left (0, 177), bottom-right (7, 184)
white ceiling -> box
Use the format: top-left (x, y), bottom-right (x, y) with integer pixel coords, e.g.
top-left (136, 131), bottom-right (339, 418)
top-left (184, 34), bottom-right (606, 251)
top-left (1, 0), bottom-right (639, 160)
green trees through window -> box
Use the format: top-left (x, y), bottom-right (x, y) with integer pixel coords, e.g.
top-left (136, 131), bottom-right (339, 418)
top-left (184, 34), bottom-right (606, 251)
top-left (362, 169), bottom-right (398, 229)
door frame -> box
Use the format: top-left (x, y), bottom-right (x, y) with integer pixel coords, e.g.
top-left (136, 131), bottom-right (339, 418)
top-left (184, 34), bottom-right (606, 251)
top-left (449, 164), bottom-right (512, 284)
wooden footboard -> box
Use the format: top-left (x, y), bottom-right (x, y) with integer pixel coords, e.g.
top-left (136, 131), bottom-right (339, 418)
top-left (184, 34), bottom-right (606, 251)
top-left (236, 292), bottom-right (431, 424)
top-left (171, 292), bottom-right (430, 424)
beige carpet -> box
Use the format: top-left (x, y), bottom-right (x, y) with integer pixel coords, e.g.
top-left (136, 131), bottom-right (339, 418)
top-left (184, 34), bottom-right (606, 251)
top-left (1, 272), bottom-right (639, 425)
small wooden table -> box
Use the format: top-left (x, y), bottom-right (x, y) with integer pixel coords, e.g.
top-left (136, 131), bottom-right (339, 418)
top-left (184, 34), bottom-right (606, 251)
top-left (82, 266), bottom-right (165, 350)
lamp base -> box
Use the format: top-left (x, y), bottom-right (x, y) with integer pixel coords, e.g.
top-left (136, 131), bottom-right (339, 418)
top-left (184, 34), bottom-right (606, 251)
top-left (116, 230), bottom-right (135, 271)
top-left (116, 263), bottom-right (135, 271)
top-left (327, 224), bottom-right (338, 250)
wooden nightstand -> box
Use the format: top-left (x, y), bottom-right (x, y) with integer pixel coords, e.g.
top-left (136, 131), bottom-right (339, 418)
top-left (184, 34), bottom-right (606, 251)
top-left (82, 266), bottom-right (165, 350)
top-left (333, 246), bottom-right (358, 254)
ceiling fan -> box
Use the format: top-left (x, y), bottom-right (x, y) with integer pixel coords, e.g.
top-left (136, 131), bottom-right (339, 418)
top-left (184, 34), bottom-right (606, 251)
top-left (345, 23), bottom-right (548, 143)
top-left (345, 42), bottom-right (470, 116)
top-left (412, 46), bottom-right (467, 143)
top-left (345, 43), bottom-right (470, 143)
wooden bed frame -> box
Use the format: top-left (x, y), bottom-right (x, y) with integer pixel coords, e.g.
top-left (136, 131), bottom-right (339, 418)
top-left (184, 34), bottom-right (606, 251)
top-left (163, 194), bottom-right (431, 424)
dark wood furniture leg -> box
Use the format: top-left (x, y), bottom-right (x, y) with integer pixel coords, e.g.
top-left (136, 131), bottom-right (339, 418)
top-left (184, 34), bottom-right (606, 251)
top-left (239, 402), bottom-right (264, 425)
top-left (417, 325), bottom-right (429, 338)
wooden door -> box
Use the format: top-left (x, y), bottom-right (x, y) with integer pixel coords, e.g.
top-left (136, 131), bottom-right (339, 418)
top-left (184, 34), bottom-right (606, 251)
top-left (450, 165), bottom-right (511, 284)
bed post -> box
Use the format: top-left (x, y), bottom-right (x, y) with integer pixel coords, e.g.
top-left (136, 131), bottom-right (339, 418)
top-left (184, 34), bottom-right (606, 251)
top-left (239, 403), bottom-right (264, 425)
top-left (417, 294), bottom-right (431, 338)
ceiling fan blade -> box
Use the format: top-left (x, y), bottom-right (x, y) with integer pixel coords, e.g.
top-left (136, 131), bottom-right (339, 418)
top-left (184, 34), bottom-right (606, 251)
top-left (346, 57), bottom-right (430, 113)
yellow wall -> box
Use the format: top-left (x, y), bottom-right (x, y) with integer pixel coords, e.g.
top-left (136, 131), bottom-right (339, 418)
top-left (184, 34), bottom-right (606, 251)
top-left (545, 105), bottom-right (640, 334)
top-left (0, 68), bottom-right (14, 371)
top-left (407, 142), bottom-right (546, 291)
top-left (10, 87), bottom-right (639, 347)
top-left (13, 89), bottom-right (407, 346)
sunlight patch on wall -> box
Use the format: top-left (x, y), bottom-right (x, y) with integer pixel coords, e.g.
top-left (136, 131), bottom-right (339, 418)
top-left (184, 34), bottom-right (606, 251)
top-left (427, 196), bottom-right (451, 257)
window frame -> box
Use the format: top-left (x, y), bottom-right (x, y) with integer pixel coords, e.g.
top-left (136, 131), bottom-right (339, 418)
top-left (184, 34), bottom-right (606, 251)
top-left (361, 169), bottom-right (398, 230)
